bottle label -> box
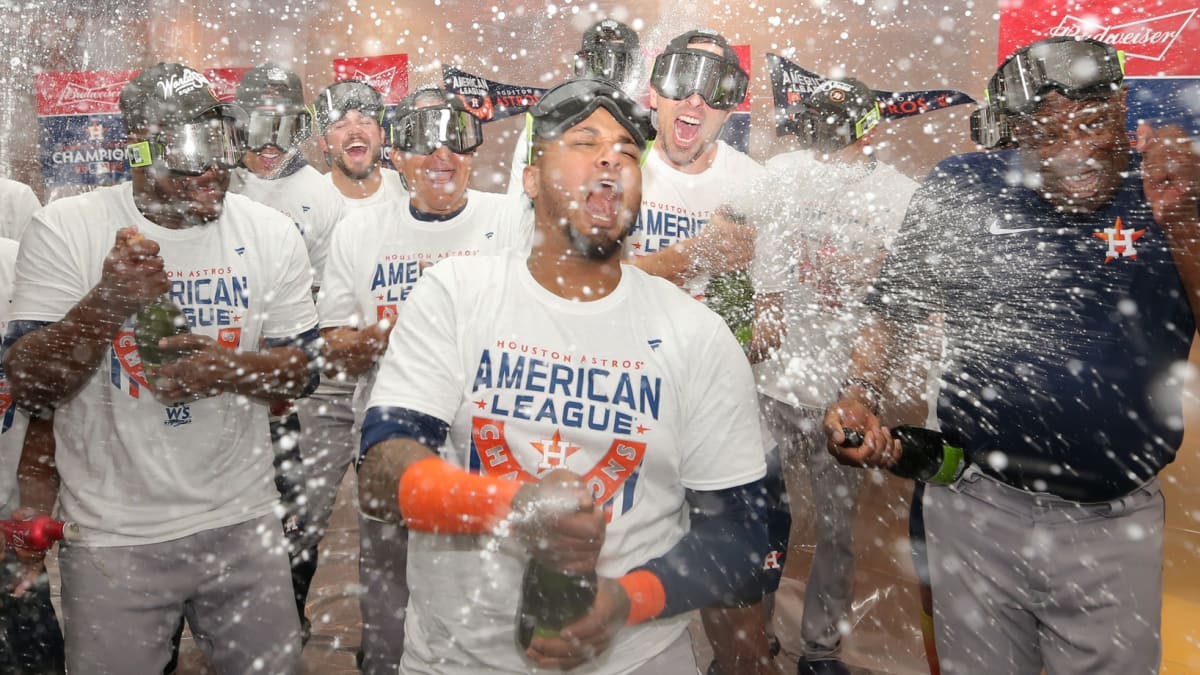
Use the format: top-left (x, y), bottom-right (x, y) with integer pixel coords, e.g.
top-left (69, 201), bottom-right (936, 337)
top-left (931, 445), bottom-right (966, 484)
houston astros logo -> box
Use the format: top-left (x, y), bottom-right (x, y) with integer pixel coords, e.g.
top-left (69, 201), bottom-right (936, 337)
top-left (1093, 216), bottom-right (1145, 263)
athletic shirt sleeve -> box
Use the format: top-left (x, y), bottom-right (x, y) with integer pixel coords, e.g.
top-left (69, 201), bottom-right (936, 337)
top-left (8, 208), bottom-right (88, 324)
top-left (316, 214), bottom-right (364, 329)
top-left (260, 218), bottom-right (319, 340)
top-left (677, 314), bottom-right (767, 490)
top-left (366, 259), bottom-right (466, 424)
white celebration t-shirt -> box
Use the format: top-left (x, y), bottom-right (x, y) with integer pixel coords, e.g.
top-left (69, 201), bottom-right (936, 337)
top-left (367, 252), bottom-right (766, 674)
top-left (8, 182), bottom-right (317, 545)
top-left (318, 189), bottom-right (532, 419)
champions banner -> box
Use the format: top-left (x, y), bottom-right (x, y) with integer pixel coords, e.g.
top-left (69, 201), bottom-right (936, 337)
top-left (36, 67), bottom-right (247, 193)
top-left (443, 44), bottom-right (754, 154)
top-left (332, 54), bottom-right (410, 104)
top-left (765, 53), bottom-right (976, 137)
top-left (998, 1), bottom-right (1200, 134)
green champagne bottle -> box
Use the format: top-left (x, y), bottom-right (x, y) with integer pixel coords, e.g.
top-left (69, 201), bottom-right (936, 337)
top-left (133, 294), bottom-right (190, 370)
top-left (841, 425), bottom-right (967, 484)
top-left (516, 558), bottom-right (598, 650)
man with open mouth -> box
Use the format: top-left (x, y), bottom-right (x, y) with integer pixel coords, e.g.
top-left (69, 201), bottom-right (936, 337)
top-left (318, 84), bottom-right (530, 675)
top-left (825, 35), bottom-right (1200, 675)
top-left (356, 77), bottom-right (769, 675)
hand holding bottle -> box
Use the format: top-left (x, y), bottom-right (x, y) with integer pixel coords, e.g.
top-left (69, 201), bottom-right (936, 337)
top-left (1, 509), bottom-right (80, 598)
top-left (523, 576), bottom-right (629, 670)
top-left (99, 227), bottom-right (170, 318)
top-left (510, 469), bottom-right (605, 574)
top-left (823, 391), bottom-right (900, 468)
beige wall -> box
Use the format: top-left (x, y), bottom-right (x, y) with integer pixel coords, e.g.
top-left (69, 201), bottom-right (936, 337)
top-left (2, 0), bottom-right (1197, 671)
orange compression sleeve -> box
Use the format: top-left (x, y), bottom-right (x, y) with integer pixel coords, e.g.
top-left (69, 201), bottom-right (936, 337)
top-left (618, 569), bottom-right (667, 625)
top-left (397, 456), bottom-right (523, 534)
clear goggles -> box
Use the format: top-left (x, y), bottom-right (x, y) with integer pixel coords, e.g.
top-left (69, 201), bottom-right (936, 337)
top-left (573, 47), bottom-right (635, 83)
top-left (242, 109), bottom-right (311, 152)
top-left (526, 78), bottom-right (656, 166)
top-left (969, 103), bottom-right (1014, 149)
top-left (127, 117), bottom-right (242, 176)
top-left (987, 37), bottom-right (1125, 116)
top-left (650, 50), bottom-right (748, 110)
top-left (311, 80), bottom-right (385, 131)
top-left (390, 106), bottom-right (483, 155)
top-left (785, 101), bottom-right (882, 152)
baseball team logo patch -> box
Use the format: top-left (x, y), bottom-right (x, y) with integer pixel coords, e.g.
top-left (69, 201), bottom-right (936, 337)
top-left (1093, 216), bottom-right (1145, 263)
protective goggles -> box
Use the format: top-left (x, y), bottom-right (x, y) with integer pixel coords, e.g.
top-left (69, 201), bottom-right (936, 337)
top-left (785, 100), bottom-right (882, 152)
top-left (526, 78), bottom-right (656, 165)
top-left (987, 37), bottom-right (1125, 116)
top-left (242, 109), bottom-right (311, 152)
top-left (969, 102), bottom-right (1014, 149)
top-left (650, 50), bottom-right (748, 110)
top-left (573, 47), bottom-right (636, 83)
top-left (310, 80), bottom-right (385, 131)
top-left (390, 106), bottom-right (483, 155)
top-left (127, 117), bottom-right (242, 176)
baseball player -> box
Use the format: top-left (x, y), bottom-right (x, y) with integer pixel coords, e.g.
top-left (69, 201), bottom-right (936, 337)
top-left (318, 84), bottom-right (528, 674)
top-left (749, 77), bottom-right (919, 675)
top-left (356, 76), bottom-right (769, 675)
top-left (625, 29), bottom-right (780, 675)
top-left (825, 36), bottom-right (1200, 674)
top-left (3, 63), bottom-right (318, 673)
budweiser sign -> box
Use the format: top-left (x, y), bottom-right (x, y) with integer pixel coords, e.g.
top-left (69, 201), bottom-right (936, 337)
top-left (1047, 9), bottom-right (1196, 62)
top-left (36, 70), bottom-right (139, 116)
top-left (1000, 1), bottom-right (1199, 76)
top-left (55, 81), bottom-right (125, 110)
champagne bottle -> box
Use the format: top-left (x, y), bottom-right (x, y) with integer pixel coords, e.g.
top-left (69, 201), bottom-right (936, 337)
top-left (0, 514), bottom-right (81, 551)
top-left (841, 425), bottom-right (967, 484)
top-left (706, 269), bottom-right (755, 346)
top-left (516, 558), bottom-right (597, 650)
top-left (133, 294), bottom-right (190, 370)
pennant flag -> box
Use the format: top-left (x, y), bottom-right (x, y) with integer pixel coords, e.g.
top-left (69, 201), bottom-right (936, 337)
top-left (765, 53), bottom-right (975, 137)
top-left (442, 66), bottom-right (546, 123)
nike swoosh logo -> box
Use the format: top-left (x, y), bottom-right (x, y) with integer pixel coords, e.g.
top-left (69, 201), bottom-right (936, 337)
top-left (988, 220), bottom-right (1036, 235)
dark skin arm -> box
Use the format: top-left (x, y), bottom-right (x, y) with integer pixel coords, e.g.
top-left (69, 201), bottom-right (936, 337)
top-left (9, 415), bottom-right (59, 597)
top-left (4, 227), bottom-right (167, 414)
top-left (151, 334), bottom-right (310, 404)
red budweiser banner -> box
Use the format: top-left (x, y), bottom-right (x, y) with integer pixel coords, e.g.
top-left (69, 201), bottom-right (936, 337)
top-left (332, 54), bottom-right (410, 104)
top-left (999, 1), bottom-right (1199, 76)
top-left (203, 67), bottom-right (250, 102)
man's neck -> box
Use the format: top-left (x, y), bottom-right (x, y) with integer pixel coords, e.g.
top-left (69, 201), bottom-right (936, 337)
top-left (332, 167), bottom-right (383, 200)
top-left (526, 238), bottom-right (623, 302)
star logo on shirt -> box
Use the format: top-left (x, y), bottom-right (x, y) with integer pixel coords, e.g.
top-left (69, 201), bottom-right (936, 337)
top-left (636, 424), bottom-right (650, 434)
top-left (474, 399), bottom-right (487, 409)
top-left (1093, 216), bottom-right (1145, 264)
top-left (531, 429), bottom-right (581, 473)
top-left (232, 314), bottom-right (242, 323)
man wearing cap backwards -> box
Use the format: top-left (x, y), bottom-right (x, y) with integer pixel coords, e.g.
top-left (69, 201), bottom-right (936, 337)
top-left (356, 77), bottom-right (768, 674)
top-left (2, 62), bottom-right (318, 673)
top-left (319, 85), bottom-right (529, 674)
top-left (748, 77), bottom-right (920, 675)
top-left (823, 36), bottom-right (1200, 674)
top-left (229, 63), bottom-right (345, 641)
top-left (624, 28), bottom-right (780, 675)
top-left (506, 17), bottom-right (642, 196)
